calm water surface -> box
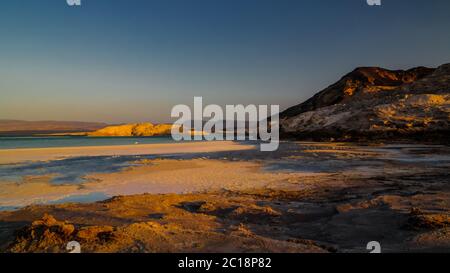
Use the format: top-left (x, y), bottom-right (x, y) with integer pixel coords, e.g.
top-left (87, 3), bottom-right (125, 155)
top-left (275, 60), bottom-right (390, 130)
top-left (0, 136), bottom-right (174, 149)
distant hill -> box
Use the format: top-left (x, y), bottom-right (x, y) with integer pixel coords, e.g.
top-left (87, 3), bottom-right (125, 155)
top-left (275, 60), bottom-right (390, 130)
top-left (88, 123), bottom-right (172, 137)
top-left (0, 120), bottom-right (108, 136)
top-left (280, 63), bottom-right (450, 142)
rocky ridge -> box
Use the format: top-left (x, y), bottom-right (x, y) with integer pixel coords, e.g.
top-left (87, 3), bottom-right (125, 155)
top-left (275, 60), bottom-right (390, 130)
top-left (88, 122), bottom-right (172, 137)
top-left (281, 64), bottom-right (450, 142)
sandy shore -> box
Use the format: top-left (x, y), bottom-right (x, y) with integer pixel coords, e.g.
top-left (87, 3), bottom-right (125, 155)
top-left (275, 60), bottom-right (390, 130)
top-left (0, 158), bottom-right (328, 207)
top-left (0, 141), bottom-right (254, 164)
top-left (0, 142), bottom-right (449, 253)
top-left (1, 159), bottom-right (449, 253)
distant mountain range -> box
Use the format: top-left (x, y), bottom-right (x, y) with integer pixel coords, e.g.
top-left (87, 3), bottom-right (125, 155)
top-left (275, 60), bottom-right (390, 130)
top-left (0, 120), bottom-right (107, 136)
top-left (280, 63), bottom-right (450, 142)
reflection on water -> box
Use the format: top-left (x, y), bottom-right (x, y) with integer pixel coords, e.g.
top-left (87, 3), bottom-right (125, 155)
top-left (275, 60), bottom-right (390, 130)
top-left (262, 144), bottom-right (450, 173)
top-left (0, 193), bottom-right (111, 211)
top-left (0, 206), bottom-right (20, 212)
top-left (48, 192), bottom-right (110, 204)
top-left (0, 155), bottom-right (158, 184)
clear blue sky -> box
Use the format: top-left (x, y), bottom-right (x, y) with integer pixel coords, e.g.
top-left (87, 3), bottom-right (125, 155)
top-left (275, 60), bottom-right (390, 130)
top-left (1, 0), bottom-right (449, 123)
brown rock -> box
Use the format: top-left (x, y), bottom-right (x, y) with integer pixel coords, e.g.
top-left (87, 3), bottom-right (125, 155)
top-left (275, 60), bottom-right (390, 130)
top-left (405, 209), bottom-right (450, 230)
top-left (9, 214), bottom-right (76, 253)
top-left (88, 122), bottom-right (172, 137)
top-left (280, 63), bottom-right (450, 142)
top-left (76, 226), bottom-right (115, 242)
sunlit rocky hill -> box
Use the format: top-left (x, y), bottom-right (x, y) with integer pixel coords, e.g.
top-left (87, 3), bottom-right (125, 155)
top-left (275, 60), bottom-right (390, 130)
top-left (281, 63), bottom-right (450, 142)
top-left (88, 123), bottom-right (172, 137)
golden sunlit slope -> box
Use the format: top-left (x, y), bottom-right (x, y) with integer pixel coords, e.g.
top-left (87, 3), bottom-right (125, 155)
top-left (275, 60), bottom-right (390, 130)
top-left (88, 123), bottom-right (172, 137)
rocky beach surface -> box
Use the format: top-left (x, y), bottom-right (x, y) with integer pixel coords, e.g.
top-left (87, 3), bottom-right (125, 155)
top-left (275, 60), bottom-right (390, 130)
top-left (0, 142), bottom-right (449, 253)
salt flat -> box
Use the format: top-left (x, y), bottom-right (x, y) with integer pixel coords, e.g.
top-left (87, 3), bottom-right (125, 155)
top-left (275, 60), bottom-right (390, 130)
top-left (0, 141), bottom-right (254, 165)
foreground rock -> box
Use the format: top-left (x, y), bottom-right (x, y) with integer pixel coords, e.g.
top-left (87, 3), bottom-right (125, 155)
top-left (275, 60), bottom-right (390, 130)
top-left (2, 195), bottom-right (329, 253)
top-left (281, 64), bottom-right (450, 142)
top-left (9, 214), bottom-right (115, 253)
top-left (2, 171), bottom-right (449, 252)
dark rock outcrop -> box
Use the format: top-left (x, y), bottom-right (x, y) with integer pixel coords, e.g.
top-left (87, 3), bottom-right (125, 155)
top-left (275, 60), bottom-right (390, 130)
top-left (280, 64), bottom-right (450, 142)
top-left (281, 66), bottom-right (435, 119)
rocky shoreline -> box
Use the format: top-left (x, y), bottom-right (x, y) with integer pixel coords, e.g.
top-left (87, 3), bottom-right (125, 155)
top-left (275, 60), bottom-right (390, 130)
top-left (1, 142), bottom-right (449, 253)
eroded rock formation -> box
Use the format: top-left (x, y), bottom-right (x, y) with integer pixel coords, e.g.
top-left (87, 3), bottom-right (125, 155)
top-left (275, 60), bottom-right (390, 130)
top-left (281, 64), bottom-right (450, 142)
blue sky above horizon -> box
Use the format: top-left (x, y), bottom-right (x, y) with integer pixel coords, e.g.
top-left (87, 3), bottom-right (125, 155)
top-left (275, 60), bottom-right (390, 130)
top-left (1, 0), bottom-right (450, 123)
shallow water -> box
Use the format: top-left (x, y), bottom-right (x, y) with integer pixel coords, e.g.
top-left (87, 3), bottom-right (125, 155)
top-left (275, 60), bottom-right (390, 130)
top-left (0, 141), bottom-right (449, 208)
top-left (0, 155), bottom-right (158, 184)
top-left (48, 192), bottom-right (110, 204)
top-left (0, 136), bottom-right (174, 149)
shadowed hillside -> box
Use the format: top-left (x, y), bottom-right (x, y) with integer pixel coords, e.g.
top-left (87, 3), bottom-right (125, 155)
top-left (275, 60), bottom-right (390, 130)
top-left (281, 64), bottom-right (450, 142)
